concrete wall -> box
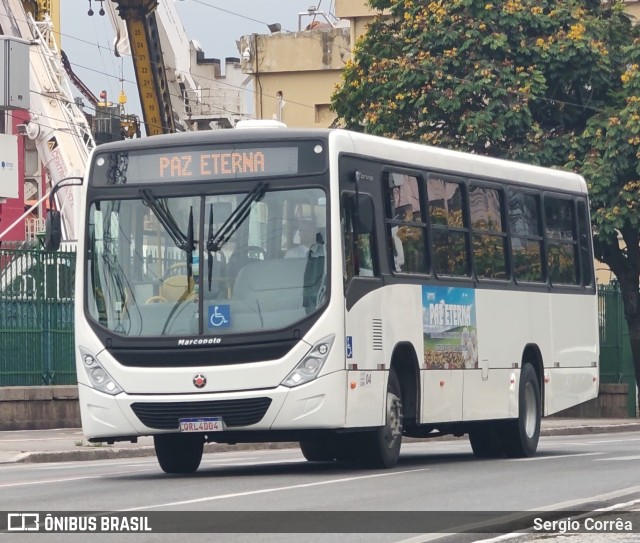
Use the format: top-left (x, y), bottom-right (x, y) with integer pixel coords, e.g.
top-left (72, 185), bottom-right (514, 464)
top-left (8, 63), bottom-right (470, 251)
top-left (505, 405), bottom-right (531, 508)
top-left (0, 386), bottom-right (80, 430)
top-left (555, 383), bottom-right (630, 418)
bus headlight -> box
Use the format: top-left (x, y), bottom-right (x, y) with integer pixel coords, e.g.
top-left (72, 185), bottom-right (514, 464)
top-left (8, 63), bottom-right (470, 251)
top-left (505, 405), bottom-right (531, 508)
top-left (79, 346), bottom-right (123, 395)
top-left (282, 335), bottom-right (335, 388)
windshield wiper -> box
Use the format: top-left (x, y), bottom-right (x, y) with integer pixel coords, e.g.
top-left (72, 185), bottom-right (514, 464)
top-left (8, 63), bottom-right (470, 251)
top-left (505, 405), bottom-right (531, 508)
top-left (207, 182), bottom-right (268, 253)
top-left (186, 206), bottom-right (195, 284)
top-left (140, 188), bottom-right (189, 251)
top-left (207, 204), bottom-right (215, 292)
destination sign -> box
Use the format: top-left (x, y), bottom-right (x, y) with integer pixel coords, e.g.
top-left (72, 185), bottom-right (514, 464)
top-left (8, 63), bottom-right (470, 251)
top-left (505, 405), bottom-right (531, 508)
top-left (156, 147), bottom-right (297, 180)
top-left (90, 142), bottom-right (325, 186)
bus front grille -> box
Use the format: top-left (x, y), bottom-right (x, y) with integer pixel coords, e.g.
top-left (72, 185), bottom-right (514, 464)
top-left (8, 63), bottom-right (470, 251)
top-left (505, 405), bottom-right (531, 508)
top-left (130, 398), bottom-right (273, 430)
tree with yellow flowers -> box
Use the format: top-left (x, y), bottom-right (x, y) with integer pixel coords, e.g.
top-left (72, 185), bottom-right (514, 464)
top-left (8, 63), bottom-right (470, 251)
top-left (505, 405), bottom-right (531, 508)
top-left (332, 0), bottom-right (640, 395)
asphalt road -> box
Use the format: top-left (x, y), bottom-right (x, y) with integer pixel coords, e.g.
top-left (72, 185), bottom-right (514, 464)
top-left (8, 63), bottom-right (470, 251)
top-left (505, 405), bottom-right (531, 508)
top-left (2, 431), bottom-right (640, 543)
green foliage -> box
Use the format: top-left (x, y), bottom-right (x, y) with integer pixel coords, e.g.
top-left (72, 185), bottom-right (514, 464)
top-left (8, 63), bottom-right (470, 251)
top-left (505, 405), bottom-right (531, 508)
top-left (332, 0), bottom-right (635, 167)
top-left (332, 0), bottom-right (640, 384)
top-left (568, 38), bottom-right (640, 279)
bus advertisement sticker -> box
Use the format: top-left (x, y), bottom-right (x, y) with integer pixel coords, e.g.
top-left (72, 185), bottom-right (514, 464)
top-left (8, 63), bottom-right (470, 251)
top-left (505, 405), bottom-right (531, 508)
top-left (422, 286), bottom-right (478, 370)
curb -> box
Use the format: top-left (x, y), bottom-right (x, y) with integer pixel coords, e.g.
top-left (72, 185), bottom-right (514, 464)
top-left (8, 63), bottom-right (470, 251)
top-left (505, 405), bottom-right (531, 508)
top-left (540, 423), bottom-right (640, 436)
top-left (6, 441), bottom-right (300, 465)
top-left (4, 423), bottom-right (640, 465)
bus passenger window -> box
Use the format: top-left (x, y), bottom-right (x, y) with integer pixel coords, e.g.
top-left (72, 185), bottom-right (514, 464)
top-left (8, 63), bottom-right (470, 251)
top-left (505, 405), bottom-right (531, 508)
top-left (469, 185), bottom-right (507, 280)
top-left (427, 175), bottom-right (470, 277)
top-left (342, 194), bottom-right (377, 280)
top-left (509, 191), bottom-right (544, 283)
top-left (544, 197), bottom-right (578, 285)
top-left (385, 173), bottom-right (427, 274)
top-left (577, 200), bottom-right (593, 287)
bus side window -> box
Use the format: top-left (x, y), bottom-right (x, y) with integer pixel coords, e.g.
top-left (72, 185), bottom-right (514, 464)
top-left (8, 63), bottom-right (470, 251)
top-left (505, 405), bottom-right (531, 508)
top-left (342, 194), bottom-right (377, 280)
top-left (427, 174), bottom-right (470, 277)
top-left (544, 196), bottom-right (578, 285)
top-left (385, 173), bottom-right (427, 274)
top-left (509, 191), bottom-right (544, 283)
top-left (469, 184), bottom-right (507, 280)
top-left (577, 200), bottom-right (593, 287)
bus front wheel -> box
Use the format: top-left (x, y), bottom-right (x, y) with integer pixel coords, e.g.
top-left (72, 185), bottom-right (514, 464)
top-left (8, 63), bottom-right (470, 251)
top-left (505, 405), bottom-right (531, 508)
top-left (353, 370), bottom-right (404, 469)
top-left (154, 433), bottom-right (204, 474)
top-left (503, 363), bottom-right (541, 458)
top-left (299, 439), bottom-right (337, 462)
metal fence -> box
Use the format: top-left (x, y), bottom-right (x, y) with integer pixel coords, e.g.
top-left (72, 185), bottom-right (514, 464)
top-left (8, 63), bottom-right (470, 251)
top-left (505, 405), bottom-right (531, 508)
top-left (0, 244), bottom-right (636, 399)
top-left (598, 283), bottom-right (636, 416)
top-left (0, 245), bottom-right (76, 386)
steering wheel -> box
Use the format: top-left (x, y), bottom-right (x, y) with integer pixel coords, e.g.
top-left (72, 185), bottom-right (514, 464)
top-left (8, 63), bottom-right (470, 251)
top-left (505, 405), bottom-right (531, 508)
top-left (146, 295), bottom-right (167, 304)
top-left (163, 262), bottom-right (189, 279)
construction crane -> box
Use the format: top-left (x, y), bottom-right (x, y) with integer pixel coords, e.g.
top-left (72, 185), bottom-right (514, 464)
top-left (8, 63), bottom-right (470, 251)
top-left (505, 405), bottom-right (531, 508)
top-left (101, 0), bottom-right (174, 135)
top-left (60, 50), bottom-right (141, 142)
top-left (92, 0), bottom-right (249, 136)
top-left (0, 0), bottom-right (95, 240)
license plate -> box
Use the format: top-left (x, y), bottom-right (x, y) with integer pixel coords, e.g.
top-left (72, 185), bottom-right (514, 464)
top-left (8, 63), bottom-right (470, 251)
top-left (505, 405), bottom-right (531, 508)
top-left (178, 417), bottom-right (224, 433)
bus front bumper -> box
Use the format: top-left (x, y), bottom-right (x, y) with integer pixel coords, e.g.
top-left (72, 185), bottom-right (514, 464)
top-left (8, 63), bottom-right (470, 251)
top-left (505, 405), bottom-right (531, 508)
top-left (78, 370), bottom-right (348, 440)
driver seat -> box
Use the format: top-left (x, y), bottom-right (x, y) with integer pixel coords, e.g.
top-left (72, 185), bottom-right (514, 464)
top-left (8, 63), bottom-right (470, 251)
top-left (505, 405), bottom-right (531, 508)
top-left (227, 246), bottom-right (265, 283)
top-left (160, 275), bottom-right (190, 301)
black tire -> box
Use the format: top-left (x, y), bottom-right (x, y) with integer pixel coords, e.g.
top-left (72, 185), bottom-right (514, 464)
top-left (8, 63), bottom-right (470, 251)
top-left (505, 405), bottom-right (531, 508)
top-left (299, 439), bottom-right (337, 462)
top-left (469, 423), bottom-right (505, 459)
top-left (503, 363), bottom-right (541, 458)
top-left (154, 433), bottom-right (204, 474)
top-left (353, 370), bottom-right (404, 469)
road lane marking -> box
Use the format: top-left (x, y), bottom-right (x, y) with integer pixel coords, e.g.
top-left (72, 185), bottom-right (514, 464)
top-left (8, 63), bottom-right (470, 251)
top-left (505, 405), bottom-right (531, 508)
top-left (594, 455), bottom-right (640, 461)
top-left (506, 452), bottom-right (602, 461)
top-left (121, 467), bottom-right (431, 511)
top-left (0, 475), bottom-right (103, 488)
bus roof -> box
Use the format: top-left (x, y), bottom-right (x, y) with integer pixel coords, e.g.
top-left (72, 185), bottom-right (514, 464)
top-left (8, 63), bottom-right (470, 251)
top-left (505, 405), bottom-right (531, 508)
top-left (335, 130), bottom-right (587, 194)
top-left (94, 128), bottom-right (586, 194)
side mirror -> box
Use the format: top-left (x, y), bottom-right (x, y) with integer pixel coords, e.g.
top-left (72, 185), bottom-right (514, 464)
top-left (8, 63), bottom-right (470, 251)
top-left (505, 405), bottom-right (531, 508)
top-left (44, 210), bottom-right (62, 251)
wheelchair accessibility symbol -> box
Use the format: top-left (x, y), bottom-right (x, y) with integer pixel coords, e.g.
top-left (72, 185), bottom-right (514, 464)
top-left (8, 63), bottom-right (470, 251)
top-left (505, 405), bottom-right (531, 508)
top-left (208, 304), bottom-right (231, 328)
top-left (346, 336), bottom-right (353, 358)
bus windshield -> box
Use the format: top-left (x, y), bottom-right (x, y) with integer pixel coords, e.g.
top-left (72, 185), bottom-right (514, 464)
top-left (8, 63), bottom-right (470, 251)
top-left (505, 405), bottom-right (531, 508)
top-left (86, 186), bottom-right (328, 337)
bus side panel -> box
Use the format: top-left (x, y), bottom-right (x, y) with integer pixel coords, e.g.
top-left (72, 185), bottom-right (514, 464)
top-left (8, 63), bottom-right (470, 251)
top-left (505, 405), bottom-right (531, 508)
top-left (344, 283), bottom-right (387, 428)
top-left (549, 293), bottom-right (599, 368)
top-left (421, 370), bottom-right (463, 423)
top-left (463, 289), bottom-right (551, 421)
top-left (344, 283), bottom-right (423, 427)
top-left (545, 367), bottom-right (599, 415)
top-left (345, 370), bottom-right (386, 427)
top-left (461, 369), bottom-right (512, 421)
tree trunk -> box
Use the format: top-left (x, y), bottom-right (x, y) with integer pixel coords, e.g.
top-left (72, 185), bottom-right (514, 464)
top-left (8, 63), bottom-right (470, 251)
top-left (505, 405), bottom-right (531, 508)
top-left (617, 273), bottom-right (640, 405)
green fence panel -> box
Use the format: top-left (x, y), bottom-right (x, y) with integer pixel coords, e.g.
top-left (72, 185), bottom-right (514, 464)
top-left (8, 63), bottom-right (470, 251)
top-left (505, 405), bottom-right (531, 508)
top-left (598, 284), bottom-right (636, 417)
top-left (0, 247), bottom-right (76, 386)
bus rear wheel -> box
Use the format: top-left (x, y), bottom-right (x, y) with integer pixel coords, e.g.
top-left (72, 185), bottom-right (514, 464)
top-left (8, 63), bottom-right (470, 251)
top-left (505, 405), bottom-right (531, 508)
top-left (154, 433), bottom-right (204, 474)
top-left (503, 363), bottom-right (541, 458)
top-left (468, 423), bottom-right (504, 458)
top-left (353, 370), bottom-right (403, 469)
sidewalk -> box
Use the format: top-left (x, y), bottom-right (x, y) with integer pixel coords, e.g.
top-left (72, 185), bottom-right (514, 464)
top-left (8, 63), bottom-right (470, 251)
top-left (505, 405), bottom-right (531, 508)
top-left (1, 418), bottom-right (639, 465)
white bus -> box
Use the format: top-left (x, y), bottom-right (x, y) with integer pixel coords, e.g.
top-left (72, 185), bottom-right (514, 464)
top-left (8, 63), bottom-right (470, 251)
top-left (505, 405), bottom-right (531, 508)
top-left (46, 127), bottom-right (599, 473)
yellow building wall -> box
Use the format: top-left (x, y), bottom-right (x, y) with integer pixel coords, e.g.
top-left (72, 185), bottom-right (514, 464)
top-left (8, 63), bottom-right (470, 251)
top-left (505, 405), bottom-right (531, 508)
top-left (240, 27), bottom-right (350, 128)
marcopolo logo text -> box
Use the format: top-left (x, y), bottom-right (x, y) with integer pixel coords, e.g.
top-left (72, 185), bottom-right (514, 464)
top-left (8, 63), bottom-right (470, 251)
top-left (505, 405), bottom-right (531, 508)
top-left (177, 338), bottom-right (221, 346)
